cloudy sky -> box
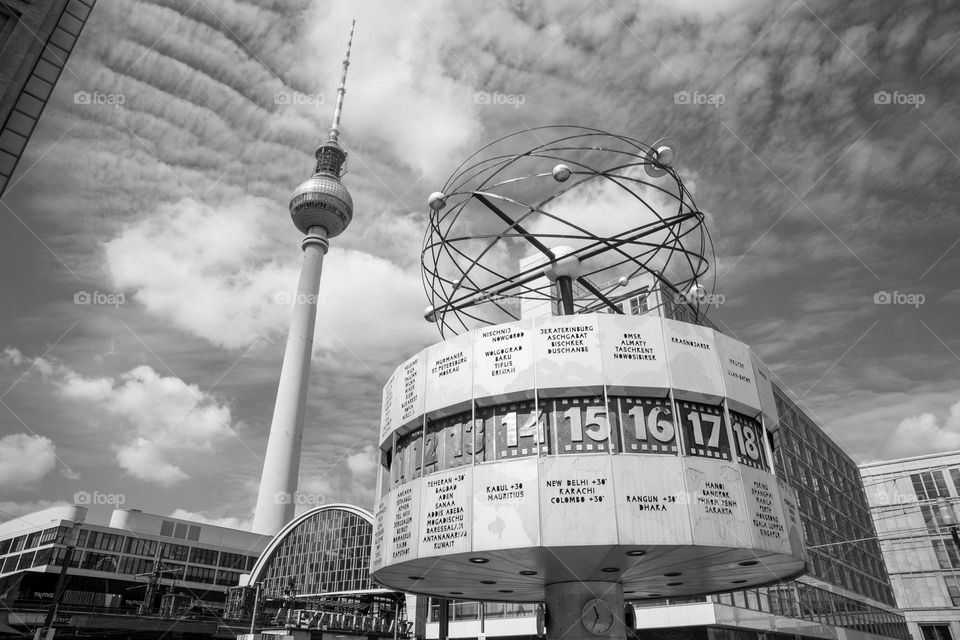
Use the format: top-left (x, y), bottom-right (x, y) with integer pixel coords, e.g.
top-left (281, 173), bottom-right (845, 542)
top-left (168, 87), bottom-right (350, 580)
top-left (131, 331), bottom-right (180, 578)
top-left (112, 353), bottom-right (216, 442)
top-left (1, 0), bottom-right (959, 529)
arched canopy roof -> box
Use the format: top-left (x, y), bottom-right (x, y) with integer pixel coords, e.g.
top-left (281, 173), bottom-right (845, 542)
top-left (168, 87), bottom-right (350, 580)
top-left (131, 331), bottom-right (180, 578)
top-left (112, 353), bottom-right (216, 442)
top-left (248, 503), bottom-right (376, 595)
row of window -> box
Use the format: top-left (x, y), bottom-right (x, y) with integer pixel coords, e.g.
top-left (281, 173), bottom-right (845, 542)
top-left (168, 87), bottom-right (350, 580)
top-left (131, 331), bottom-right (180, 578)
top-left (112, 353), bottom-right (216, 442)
top-left (0, 526), bottom-right (69, 556)
top-left (912, 470), bottom-right (953, 501)
top-left (425, 580), bottom-right (908, 640)
top-left (710, 581), bottom-right (908, 640)
top-left (0, 526), bottom-right (257, 574)
top-left (74, 529), bottom-right (255, 569)
top-left (427, 600), bottom-right (539, 622)
top-left (0, 546), bottom-right (244, 587)
top-left (772, 390), bottom-right (896, 607)
top-left (159, 520), bottom-right (202, 541)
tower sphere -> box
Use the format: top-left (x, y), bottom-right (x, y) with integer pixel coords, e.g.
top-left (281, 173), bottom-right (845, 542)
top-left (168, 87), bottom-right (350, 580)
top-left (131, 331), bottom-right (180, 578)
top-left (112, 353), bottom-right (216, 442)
top-left (289, 173), bottom-right (354, 237)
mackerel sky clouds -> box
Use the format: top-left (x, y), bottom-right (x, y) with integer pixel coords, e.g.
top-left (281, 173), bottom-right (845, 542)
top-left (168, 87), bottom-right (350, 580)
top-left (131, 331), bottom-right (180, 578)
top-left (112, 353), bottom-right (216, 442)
top-left (1, 0), bottom-right (959, 527)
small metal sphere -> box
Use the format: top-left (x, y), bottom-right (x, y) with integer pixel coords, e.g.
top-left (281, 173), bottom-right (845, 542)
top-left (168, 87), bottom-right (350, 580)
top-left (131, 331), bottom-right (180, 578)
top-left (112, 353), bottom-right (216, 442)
top-left (552, 164), bottom-right (571, 182)
top-left (428, 192), bottom-right (447, 211)
top-left (655, 145), bottom-right (675, 166)
top-left (424, 305), bottom-right (437, 323)
top-left (617, 276), bottom-right (630, 287)
top-left (687, 282), bottom-right (706, 300)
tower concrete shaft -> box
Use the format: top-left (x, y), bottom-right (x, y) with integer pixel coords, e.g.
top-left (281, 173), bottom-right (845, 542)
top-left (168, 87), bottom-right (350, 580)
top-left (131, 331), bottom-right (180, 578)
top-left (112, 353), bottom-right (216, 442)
top-left (252, 228), bottom-right (329, 535)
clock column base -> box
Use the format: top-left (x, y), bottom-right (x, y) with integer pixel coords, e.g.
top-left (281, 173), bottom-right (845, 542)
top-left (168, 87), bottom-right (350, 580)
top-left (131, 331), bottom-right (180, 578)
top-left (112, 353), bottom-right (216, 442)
top-left (544, 581), bottom-right (627, 640)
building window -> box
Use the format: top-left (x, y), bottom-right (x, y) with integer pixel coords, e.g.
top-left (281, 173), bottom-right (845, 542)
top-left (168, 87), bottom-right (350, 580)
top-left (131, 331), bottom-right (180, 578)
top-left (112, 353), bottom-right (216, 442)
top-left (944, 577), bottom-right (960, 606)
top-left (119, 556), bottom-right (152, 575)
top-left (80, 552), bottom-right (117, 572)
top-left (125, 537), bottom-right (158, 557)
top-left (1, 555), bottom-right (17, 572)
top-left (162, 543), bottom-right (189, 561)
top-left (933, 539), bottom-right (960, 570)
top-left (160, 521), bottom-right (174, 537)
top-left (33, 548), bottom-right (53, 566)
top-left (911, 471), bottom-right (950, 501)
top-left (160, 562), bottom-right (185, 580)
top-left (86, 531), bottom-right (124, 552)
top-left (627, 291), bottom-right (648, 315)
top-left (921, 504), bottom-right (956, 533)
top-left (215, 569), bottom-right (240, 586)
top-left (190, 547), bottom-right (219, 566)
top-left (187, 525), bottom-right (201, 541)
top-left (921, 625), bottom-right (955, 640)
top-left (38, 526), bottom-right (66, 545)
top-left (219, 552), bottom-right (245, 570)
top-left (186, 565), bottom-right (217, 584)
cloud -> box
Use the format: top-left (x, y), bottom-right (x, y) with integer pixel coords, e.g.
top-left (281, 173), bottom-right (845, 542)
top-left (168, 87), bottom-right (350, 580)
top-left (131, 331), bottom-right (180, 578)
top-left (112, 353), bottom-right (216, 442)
top-left (60, 365), bottom-right (237, 486)
top-left (346, 444), bottom-right (377, 477)
top-left (4, 353), bottom-right (239, 488)
top-left (105, 196), bottom-right (294, 351)
top-left (4, 0), bottom-right (960, 520)
top-left (0, 434), bottom-right (57, 489)
top-left (876, 396), bottom-right (960, 459)
top-left (0, 500), bottom-right (72, 523)
top-left (298, 0), bottom-right (482, 177)
top-left (169, 508), bottom-right (252, 531)
top-left (105, 195), bottom-right (436, 368)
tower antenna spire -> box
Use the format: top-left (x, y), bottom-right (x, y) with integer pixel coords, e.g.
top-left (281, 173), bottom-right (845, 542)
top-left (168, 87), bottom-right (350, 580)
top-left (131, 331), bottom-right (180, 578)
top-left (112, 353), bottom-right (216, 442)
top-left (328, 19), bottom-right (355, 144)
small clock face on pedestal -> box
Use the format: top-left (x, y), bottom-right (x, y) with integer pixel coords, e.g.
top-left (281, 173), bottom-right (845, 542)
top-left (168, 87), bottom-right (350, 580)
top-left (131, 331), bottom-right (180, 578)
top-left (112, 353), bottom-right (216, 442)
top-left (580, 598), bottom-right (614, 635)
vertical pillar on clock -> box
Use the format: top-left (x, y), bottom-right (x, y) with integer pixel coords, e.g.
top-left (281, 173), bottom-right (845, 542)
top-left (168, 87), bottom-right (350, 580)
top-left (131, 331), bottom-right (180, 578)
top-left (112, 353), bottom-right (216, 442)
top-left (544, 582), bottom-right (627, 640)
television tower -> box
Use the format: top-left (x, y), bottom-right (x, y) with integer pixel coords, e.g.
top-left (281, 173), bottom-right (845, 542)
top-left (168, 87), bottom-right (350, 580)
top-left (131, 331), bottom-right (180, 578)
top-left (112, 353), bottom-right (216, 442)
top-left (252, 22), bottom-right (356, 535)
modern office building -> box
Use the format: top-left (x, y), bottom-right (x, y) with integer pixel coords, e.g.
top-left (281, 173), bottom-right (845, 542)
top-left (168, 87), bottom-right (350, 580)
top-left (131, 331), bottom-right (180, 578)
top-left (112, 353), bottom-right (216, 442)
top-left (402, 279), bottom-right (909, 640)
top-left (0, 504), bottom-right (269, 636)
top-left (0, 0), bottom-right (96, 197)
top-left (861, 451), bottom-right (960, 640)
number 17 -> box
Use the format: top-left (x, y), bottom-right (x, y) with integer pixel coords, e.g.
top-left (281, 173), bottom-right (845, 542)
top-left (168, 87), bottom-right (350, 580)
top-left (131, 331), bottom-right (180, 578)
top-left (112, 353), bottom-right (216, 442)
top-left (689, 411), bottom-right (721, 448)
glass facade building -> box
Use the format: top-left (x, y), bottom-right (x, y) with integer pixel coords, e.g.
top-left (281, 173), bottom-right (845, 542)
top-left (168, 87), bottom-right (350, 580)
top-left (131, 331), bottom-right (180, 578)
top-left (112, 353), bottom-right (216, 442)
top-left (861, 451), bottom-right (960, 640)
top-left (0, 0), bottom-right (96, 197)
top-left (0, 506), bottom-right (268, 616)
